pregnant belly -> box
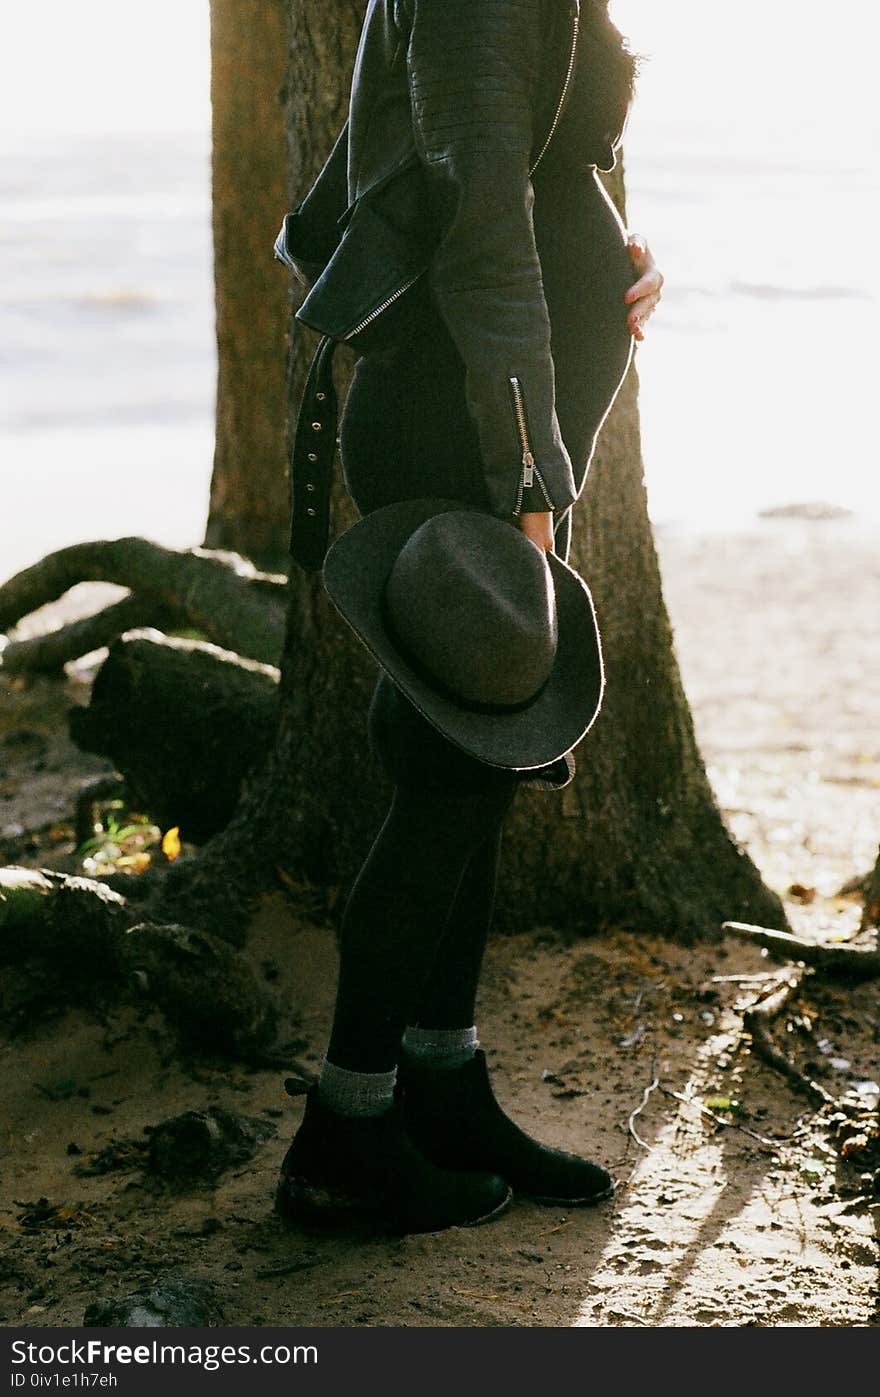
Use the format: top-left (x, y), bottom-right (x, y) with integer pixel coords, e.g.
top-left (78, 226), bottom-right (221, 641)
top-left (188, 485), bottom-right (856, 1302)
top-left (533, 167), bottom-right (635, 476)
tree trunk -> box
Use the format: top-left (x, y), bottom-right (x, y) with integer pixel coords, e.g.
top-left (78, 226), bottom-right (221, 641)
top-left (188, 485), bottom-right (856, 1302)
top-left (862, 847), bottom-right (880, 932)
top-left (153, 0), bottom-right (785, 945)
top-left (203, 0), bottom-right (291, 568)
top-left (143, 1), bottom-right (368, 937)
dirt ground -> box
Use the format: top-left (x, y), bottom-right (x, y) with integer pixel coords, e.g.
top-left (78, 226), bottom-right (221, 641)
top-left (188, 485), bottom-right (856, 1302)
top-left (1, 516), bottom-right (878, 1328)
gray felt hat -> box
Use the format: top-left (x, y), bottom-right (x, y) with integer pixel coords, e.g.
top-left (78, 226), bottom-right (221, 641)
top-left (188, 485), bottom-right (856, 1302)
top-left (321, 498), bottom-right (605, 771)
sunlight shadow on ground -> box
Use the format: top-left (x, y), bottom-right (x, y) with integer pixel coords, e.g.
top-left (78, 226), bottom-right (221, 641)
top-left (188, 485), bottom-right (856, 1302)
top-left (572, 1014), bottom-right (872, 1327)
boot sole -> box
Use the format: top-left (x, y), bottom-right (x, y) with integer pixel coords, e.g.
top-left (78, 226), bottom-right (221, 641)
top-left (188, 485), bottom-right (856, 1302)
top-left (521, 1182), bottom-right (615, 1206)
top-left (399, 1135), bottom-right (616, 1210)
top-left (275, 1174), bottom-right (513, 1236)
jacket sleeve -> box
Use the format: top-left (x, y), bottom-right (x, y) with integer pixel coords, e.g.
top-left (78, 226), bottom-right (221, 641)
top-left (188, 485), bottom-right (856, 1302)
top-left (405, 0), bottom-right (577, 521)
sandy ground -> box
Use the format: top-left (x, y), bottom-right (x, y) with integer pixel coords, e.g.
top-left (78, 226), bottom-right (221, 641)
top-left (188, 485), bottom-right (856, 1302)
top-left (1, 516), bottom-right (878, 1328)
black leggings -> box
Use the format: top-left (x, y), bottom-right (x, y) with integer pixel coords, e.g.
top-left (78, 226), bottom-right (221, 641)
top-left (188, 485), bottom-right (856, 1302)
top-left (326, 622), bottom-right (521, 1071)
top-left (325, 278), bottom-right (629, 1072)
top-left (325, 320), bottom-right (523, 1073)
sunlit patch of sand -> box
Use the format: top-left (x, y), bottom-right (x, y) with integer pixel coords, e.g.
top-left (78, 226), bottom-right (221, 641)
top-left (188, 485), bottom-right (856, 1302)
top-left (574, 1018), bottom-right (876, 1327)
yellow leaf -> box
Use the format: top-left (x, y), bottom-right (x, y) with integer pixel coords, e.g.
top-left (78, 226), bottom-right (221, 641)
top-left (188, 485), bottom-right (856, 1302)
top-left (162, 826), bottom-right (182, 861)
top-left (115, 852), bottom-right (152, 874)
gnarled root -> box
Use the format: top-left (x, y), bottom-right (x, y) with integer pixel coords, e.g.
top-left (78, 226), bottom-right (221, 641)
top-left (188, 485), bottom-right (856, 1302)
top-left (0, 537), bottom-right (287, 669)
top-left (0, 866), bottom-right (278, 1058)
top-left (68, 628), bottom-right (279, 844)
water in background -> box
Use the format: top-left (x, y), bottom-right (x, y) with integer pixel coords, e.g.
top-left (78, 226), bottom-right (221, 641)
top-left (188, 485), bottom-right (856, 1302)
top-left (0, 132), bottom-right (215, 580)
top-left (1, 0), bottom-right (878, 580)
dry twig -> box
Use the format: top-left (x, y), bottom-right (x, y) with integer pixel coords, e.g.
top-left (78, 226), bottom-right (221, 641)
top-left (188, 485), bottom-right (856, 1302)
top-left (627, 1057), bottom-right (659, 1151)
top-left (657, 1085), bottom-right (797, 1152)
top-left (742, 972), bottom-right (838, 1108)
top-left (536, 1219), bottom-right (572, 1238)
top-left (254, 1259), bottom-right (320, 1280)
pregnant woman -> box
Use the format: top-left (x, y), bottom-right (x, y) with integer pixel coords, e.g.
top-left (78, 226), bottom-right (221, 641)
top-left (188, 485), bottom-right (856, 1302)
top-left (276, 0), bottom-right (663, 1235)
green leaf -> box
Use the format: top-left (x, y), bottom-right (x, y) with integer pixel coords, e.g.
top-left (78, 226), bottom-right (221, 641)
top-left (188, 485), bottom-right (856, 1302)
top-left (704, 1095), bottom-right (744, 1115)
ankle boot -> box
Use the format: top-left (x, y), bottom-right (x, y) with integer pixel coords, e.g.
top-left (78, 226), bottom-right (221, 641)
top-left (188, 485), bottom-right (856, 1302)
top-left (400, 1049), bottom-right (613, 1206)
top-left (275, 1080), bottom-right (512, 1235)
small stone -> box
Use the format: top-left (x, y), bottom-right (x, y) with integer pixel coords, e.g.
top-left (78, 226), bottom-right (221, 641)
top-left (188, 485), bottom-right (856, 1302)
top-left (83, 1276), bottom-right (224, 1328)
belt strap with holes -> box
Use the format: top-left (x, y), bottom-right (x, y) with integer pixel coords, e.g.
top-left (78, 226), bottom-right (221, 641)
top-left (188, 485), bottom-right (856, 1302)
top-left (289, 333), bottom-right (340, 572)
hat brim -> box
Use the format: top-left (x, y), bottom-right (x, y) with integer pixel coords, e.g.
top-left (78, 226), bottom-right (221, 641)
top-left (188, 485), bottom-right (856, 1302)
top-left (322, 498), bottom-right (605, 770)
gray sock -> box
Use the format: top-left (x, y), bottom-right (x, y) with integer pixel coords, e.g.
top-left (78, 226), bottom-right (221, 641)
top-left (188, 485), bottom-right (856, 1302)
top-left (316, 1057), bottom-right (397, 1118)
top-left (401, 1024), bottom-right (479, 1071)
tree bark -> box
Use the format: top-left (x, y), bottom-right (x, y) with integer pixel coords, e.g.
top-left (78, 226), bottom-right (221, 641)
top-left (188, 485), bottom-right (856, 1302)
top-left (140, 1), bottom-right (368, 940)
top-left (153, 0), bottom-right (785, 945)
top-left (203, 0), bottom-right (292, 568)
top-left (862, 847), bottom-right (880, 932)
top-left (69, 630), bottom-right (279, 844)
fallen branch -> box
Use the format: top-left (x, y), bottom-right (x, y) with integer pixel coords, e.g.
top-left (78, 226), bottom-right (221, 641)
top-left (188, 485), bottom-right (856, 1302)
top-left (741, 972), bottom-right (838, 1109)
top-left (536, 1219), bottom-right (571, 1237)
top-left (722, 921), bottom-right (880, 979)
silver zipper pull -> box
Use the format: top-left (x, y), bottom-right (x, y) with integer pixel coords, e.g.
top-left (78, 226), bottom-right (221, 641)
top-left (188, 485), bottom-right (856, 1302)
top-left (522, 449), bottom-right (535, 489)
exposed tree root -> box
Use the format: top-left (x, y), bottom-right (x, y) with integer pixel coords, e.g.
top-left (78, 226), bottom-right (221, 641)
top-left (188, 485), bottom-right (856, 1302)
top-left (0, 867), bottom-right (277, 1057)
top-left (0, 538), bottom-right (287, 667)
top-left (0, 596), bottom-right (176, 675)
top-left (723, 920), bottom-right (880, 978)
top-left (124, 921), bottom-right (278, 1057)
top-left (68, 629), bottom-right (279, 843)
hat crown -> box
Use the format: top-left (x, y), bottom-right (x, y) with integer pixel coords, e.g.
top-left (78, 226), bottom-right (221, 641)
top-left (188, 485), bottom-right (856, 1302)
top-left (383, 512), bottom-right (558, 709)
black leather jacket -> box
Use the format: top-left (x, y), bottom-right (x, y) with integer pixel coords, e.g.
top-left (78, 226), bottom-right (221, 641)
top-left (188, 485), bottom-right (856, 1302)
top-left (275, 0), bottom-right (632, 525)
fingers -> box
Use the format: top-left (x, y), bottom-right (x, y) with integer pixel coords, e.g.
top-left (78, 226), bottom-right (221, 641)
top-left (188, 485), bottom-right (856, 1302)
top-left (625, 268), bottom-right (663, 303)
top-left (627, 286), bottom-right (662, 336)
top-left (517, 510), bottom-right (555, 553)
top-left (624, 232), bottom-right (664, 338)
top-left (625, 231), bottom-right (653, 278)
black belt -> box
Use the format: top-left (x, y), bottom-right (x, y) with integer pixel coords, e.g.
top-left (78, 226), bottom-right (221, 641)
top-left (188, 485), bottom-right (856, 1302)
top-left (289, 333), bottom-right (339, 572)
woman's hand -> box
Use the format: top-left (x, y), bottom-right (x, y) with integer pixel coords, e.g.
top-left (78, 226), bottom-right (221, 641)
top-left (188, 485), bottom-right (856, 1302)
top-left (624, 233), bottom-right (664, 341)
top-left (518, 510), bottom-right (555, 553)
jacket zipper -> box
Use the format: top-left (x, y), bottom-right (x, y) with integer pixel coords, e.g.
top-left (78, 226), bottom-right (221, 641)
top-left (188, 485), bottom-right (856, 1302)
top-left (509, 375), bottom-right (553, 513)
top-left (343, 273), bottom-right (422, 341)
top-left (529, 0), bottom-right (580, 177)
